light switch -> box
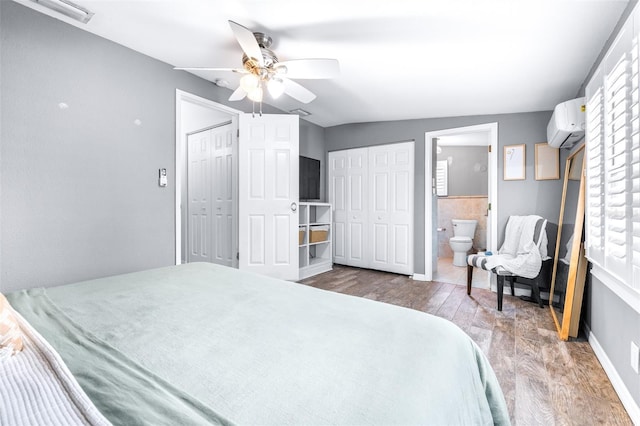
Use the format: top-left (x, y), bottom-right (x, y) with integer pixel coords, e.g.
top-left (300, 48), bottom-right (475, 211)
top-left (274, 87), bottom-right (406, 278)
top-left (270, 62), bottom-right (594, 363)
top-left (159, 168), bottom-right (167, 187)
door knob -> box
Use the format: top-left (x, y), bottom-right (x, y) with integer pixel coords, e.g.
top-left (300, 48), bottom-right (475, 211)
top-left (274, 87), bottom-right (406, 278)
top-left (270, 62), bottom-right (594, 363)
top-left (291, 202), bottom-right (297, 212)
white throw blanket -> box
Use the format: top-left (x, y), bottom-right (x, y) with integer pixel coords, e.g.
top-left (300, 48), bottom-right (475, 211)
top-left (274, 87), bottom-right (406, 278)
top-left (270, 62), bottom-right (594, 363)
top-left (0, 309), bottom-right (110, 426)
top-left (484, 215), bottom-right (545, 278)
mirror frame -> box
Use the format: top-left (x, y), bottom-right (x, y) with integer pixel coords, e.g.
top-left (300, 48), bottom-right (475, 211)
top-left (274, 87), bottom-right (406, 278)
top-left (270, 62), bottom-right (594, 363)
top-left (549, 145), bottom-right (588, 340)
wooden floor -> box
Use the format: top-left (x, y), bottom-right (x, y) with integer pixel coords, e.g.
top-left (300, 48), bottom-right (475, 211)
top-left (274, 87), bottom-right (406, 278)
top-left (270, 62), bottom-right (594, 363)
top-left (299, 265), bottom-right (632, 426)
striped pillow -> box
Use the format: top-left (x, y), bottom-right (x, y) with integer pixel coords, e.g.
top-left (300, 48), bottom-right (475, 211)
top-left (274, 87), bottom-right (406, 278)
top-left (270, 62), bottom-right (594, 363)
top-left (0, 293), bottom-right (23, 358)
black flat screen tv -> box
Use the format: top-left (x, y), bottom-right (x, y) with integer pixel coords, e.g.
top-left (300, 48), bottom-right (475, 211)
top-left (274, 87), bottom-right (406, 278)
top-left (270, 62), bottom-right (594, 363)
top-left (299, 156), bottom-right (321, 201)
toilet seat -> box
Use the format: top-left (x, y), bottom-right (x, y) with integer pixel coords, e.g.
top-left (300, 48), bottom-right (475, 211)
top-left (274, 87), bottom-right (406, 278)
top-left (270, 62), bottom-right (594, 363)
top-left (450, 236), bottom-right (472, 243)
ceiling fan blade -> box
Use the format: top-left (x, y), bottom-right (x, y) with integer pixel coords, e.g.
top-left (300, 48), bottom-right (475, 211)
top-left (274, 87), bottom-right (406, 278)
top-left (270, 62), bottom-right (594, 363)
top-left (282, 78), bottom-right (316, 104)
top-left (275, 59), bottom-right (340, 79)
top-left (228, 20), bottom-right (264, 67)
top-left (173, 67), bottom-right (241, 72)
top-left (228, 86), bottom-right (247, 101)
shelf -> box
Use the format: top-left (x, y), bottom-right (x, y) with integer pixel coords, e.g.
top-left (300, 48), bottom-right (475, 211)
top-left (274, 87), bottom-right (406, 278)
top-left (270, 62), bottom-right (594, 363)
top-left (309, 257), bottom-right (329, 266)
top-left (298, 202), bottom-right (332, 279)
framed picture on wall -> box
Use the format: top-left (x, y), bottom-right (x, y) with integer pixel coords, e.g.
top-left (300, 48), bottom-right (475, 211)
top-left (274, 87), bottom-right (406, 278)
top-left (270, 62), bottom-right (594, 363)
top-left (534, 142), bottom-right (560, 180)
top-left (503, 144), bottom-right (525, 180)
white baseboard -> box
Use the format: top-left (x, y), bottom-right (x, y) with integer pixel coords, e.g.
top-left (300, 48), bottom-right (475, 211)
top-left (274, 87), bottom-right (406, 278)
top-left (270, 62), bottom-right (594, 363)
top-left (585, 324), bottom-right (640, 425)
top-left (412, 273), bottom-right (428, 282)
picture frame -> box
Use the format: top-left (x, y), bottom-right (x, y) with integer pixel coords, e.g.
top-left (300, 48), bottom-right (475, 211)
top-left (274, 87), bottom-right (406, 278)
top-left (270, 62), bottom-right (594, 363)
top-left (534, 142), bottom-right (560, 180)
top-left (503, 144), bottom-right (525, 180)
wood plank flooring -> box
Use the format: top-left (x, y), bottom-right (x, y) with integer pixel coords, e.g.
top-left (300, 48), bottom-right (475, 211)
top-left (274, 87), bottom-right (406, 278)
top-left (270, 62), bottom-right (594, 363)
top-left (299, 265), bottom-right (632, 426)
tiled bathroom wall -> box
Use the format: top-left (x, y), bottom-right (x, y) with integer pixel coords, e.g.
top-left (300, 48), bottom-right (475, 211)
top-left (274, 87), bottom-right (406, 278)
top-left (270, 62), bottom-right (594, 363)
top-left (437, 196), bottom-right (488, 258)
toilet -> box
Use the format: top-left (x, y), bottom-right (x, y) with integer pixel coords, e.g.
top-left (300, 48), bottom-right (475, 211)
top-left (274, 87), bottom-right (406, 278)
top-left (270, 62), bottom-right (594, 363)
top-left (450, 219), bottom-right (478, 267)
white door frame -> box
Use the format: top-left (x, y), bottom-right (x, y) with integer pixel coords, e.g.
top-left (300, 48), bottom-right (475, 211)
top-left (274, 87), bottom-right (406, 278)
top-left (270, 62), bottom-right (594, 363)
top-left (423, 122), bottom-right (498, 281)
top-left (175, 89), bottom-right (241, 265)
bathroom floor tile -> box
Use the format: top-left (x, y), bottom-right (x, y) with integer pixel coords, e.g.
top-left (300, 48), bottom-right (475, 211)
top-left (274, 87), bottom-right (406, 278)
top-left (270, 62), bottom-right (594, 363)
top-left (434, 257), bottom-right (490, 289)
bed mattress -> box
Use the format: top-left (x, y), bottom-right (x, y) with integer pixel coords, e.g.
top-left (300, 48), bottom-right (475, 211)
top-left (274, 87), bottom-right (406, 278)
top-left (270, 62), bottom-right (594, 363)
top-left (8, 262), bottom-right (509, 425)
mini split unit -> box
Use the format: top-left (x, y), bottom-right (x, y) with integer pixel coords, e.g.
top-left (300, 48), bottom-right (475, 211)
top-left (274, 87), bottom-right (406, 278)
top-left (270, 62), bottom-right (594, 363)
top-left (547, 97), bottom-right (586, 149)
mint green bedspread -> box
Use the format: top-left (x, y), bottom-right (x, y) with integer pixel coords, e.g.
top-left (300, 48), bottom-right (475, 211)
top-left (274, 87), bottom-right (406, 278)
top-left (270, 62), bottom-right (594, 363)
top-left (8, 263), bottom-right (509, 425)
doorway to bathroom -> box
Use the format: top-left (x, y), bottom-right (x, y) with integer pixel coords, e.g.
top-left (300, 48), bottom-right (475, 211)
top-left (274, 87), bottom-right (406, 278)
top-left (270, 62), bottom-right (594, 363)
top-left (424, 123), bottom-right (498, 288)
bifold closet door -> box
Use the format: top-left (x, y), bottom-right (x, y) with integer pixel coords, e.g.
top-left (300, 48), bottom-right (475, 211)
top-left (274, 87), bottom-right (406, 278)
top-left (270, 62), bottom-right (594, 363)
top-left (329, 150), bottom-right (347, 265)
top-left (345, 148), bottom-right (369, 268)
top-left (187, 125), bottom-right (236, 267)
top-left (187, 130), bottom-right (213, 263)
top-left (329, 142), bottom-right (413, 275)
top-left (329, 148), bottom-right (369, 268)
top-left (211, 125), bottom-right (235, 267)
top-left (368, 142), bottom-right (414, 275)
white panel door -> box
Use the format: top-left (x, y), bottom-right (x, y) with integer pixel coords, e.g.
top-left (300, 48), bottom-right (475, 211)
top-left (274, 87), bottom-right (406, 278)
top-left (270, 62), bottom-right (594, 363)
top-left (211, 124), bottom-right (235, 267)
top-left (346, 148), bottom-right (369, 268)
top-left (238, 114), bottom-right (299, 280)
top-left (368, 142), bottom-right (414, 275)
top-left (328, 150), bottom-right (348, 265)
top-left (187, 131), bottom-right (213, 263)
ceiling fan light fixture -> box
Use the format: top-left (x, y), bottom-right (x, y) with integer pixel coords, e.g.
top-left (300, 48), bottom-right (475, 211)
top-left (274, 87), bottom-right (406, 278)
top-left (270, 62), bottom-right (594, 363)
top-left (267, 78), bottom-right (285, 99)
top-left (247, 86), bottom-right (263, 103)
top-left (240, 74), bottom-right (259, 92)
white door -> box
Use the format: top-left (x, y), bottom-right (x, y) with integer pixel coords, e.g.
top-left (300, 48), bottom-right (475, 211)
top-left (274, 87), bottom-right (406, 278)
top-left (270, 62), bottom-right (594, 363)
top-left (368, 142), bottom-right (414, 275)
top-left (328, 151), bottom-right (348, 264)
top-left (346, 148), bottom-right (369, 268)
top-left (211, 124), bottom-right (236, 267)
top-left (238, 114), bottom-right (299, 280)
top-left (187, 130), bottom-right (213, 263)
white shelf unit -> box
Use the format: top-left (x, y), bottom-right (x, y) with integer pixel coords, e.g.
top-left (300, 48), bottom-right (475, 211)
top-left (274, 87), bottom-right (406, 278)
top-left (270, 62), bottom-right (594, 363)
top-left (299, 202), bottom-right (333, 279)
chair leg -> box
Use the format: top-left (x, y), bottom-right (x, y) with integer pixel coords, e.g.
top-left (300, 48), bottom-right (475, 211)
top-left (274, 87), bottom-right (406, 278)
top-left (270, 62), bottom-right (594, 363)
top-left (497, 275), bottom-right (504, 311)
top-left (467, 264), bottom-right (473, 295)
top-left (508, 276), bottom-right (515, 297)
top-left (532, 278), bottom-right (543, 308)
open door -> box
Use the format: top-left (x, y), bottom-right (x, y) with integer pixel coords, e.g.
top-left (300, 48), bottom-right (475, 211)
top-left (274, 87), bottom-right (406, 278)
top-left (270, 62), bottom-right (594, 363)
top-left (238, 113), bottom-right (300, 280)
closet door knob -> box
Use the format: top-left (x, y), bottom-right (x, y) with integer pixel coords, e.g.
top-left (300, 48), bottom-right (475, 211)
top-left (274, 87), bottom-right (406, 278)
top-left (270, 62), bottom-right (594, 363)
top-left (291, 202), bottom-right (297, 212)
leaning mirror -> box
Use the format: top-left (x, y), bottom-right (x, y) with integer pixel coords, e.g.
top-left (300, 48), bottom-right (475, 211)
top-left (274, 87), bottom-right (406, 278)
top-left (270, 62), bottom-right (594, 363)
top-left (549, 145), bottom-right (588, 340)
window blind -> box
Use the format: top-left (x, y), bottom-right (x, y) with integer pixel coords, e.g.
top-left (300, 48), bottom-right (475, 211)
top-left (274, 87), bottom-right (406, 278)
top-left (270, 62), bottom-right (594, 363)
top-left (632, 37), bottom-right (640, 290)
top-left (603, 53), bottom-right (629, 273)
top-left (436, 160), bottom-right (448, 196)
top-left (586, 33), bottom-right (640, 293)
top-left (586, 87), bottom-right (604, 263)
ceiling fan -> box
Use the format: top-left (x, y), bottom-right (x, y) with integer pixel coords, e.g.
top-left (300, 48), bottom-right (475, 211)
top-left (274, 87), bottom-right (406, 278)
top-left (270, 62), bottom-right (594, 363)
top-left (175, 21), bottom-right (340, 104)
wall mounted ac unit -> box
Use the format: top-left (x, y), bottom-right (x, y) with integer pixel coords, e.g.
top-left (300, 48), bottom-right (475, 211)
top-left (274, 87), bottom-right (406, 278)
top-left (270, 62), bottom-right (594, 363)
top-left (547, 97), bottom-right (586, 149)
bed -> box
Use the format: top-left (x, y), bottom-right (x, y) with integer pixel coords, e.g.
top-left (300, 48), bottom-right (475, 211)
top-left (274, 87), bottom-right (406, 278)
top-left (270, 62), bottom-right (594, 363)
top-left (3, 262), bottom-right (510, 425)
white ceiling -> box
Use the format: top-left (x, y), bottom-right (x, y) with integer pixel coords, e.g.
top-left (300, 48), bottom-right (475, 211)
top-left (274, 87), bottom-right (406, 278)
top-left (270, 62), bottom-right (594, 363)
top-left (15, 0), bottom-right (630, 127)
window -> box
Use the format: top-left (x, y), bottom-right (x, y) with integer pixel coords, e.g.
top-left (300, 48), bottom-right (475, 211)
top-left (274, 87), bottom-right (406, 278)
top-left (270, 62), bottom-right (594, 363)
top-left (585, 9), bottom-right (640, 309)
top-left (436, 160), bottom-right (448, 196)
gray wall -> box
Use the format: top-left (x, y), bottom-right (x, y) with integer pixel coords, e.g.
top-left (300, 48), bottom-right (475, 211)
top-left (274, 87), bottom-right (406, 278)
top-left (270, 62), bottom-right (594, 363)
top-left (437, 146), bottom-right (488, 196)
top-left (583, 274), bottom-right (640, 408)
top-left (325, 111), bottom-right (562, 274)
top-left (0, 1), bottom-right (324, 292)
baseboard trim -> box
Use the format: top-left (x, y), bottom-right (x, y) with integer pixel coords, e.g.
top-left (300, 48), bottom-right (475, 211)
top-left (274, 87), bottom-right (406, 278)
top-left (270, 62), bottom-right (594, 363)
top-left (585, 323), bottom-right (640, 424)
top-left (412, 273), bottom-right (428, 282)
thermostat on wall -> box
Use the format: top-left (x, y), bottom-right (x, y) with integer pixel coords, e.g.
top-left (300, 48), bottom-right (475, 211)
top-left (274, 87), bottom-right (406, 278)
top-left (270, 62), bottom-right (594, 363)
top-left (159, 168), bottom-right (167, 187)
